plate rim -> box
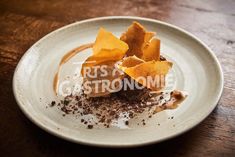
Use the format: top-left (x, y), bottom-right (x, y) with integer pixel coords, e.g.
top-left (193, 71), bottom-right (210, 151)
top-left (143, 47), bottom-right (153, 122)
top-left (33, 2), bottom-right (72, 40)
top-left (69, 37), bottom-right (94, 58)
top-left (13, 16), bottom-right (224, 147)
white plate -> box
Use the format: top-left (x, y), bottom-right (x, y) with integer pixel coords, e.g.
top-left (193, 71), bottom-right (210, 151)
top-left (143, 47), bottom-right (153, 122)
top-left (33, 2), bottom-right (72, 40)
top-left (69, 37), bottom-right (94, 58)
top-left (13, 16), bottom-right (223, 147)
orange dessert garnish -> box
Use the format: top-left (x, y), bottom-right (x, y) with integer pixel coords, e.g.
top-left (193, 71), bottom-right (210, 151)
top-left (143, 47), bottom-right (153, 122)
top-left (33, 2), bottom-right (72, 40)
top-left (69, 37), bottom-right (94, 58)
top-left (118, 21), bottom-right (172, 91)
top-left (81, 28), bottom-right (128, 76)
top-left (81, 28), bottom-right (128, 97)
top-left (119, 60), bottom-right (172, 90)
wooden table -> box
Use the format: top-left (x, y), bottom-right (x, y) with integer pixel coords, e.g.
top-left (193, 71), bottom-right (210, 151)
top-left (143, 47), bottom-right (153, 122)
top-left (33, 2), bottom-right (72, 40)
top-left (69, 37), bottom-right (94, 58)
top-left (0, 0), bottom-right (234, 156)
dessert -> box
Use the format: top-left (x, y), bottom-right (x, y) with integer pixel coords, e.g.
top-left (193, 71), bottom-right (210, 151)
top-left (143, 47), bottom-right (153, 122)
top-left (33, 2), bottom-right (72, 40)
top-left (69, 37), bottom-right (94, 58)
top-left (51, 22), bottom-right (187, 129)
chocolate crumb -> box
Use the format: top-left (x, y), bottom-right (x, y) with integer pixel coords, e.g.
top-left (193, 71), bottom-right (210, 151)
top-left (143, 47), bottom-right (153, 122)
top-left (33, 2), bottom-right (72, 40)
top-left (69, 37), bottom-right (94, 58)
top-left (160, 55), bottom-right (166, 61)
top-left (129, 112), bottom-right (134, 118)
top-left (50, 101), bottom-right (56, 107)
top-left (87, 125), bottom-right (93, 129)
top-left (110, 111), bottom-right (115, 115)
top-left (227, 40), bottom-right (234, 45)
top-left (63, 100), bottom-right (70, 106)
top-left (49, 87), bottom-right (181, 129)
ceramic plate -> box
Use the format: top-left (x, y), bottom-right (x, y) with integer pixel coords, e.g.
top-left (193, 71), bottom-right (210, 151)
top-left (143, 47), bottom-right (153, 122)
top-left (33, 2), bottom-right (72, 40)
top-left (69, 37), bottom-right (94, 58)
top-left (13, 16), bottom-right (223, 147)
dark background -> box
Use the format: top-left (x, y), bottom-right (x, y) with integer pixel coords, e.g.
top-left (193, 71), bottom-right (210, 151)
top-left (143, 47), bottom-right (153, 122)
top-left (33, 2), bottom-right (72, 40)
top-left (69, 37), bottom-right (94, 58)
top-left (0, 0), bottom-right (234, 157)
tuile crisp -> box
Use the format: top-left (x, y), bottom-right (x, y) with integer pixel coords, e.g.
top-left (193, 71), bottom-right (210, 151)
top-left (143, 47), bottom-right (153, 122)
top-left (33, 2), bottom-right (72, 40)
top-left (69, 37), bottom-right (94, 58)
top-left (118, 21), bottom-right (172, 91)
top-left (120, 22), bottom-right (153, 58)
top-left (81, 28), bottom-right (128, 76)
top-left (93, 28), bottom-right (128, 55)
top-left (120, 61), bottom-right (172, 90)
top-left (81, 28), bottom-right (128, 97)
top-left (142, 38), bottom-right (160, 61)
top-left (120, 21), bottom-right (160, 61)
top-left (120, 56), bottom-right (145, 68)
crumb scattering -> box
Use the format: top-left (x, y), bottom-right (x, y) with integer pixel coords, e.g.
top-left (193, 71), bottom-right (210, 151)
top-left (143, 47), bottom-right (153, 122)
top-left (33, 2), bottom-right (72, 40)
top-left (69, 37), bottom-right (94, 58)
top-left (48, 90), bottom-right (184, 128)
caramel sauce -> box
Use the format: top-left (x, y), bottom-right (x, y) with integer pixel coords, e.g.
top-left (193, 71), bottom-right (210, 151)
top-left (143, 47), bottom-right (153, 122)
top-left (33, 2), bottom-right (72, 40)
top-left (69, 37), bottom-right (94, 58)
top-left (154, 90), bottom-right (187, 113)
top-left (53, 43), bottom-right (93, 95)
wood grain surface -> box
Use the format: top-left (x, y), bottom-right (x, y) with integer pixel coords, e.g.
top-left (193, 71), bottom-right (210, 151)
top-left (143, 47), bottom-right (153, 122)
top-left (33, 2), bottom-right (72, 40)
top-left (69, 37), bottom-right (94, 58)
top-left (0, 0), bottom-right (234, 157)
